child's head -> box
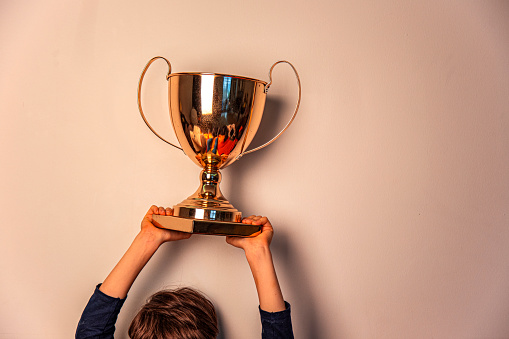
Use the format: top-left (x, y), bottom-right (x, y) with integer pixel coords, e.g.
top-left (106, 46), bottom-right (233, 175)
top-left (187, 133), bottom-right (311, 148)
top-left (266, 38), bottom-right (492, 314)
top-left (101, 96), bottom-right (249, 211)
top-left (128, 287), bottom-right (218, 339)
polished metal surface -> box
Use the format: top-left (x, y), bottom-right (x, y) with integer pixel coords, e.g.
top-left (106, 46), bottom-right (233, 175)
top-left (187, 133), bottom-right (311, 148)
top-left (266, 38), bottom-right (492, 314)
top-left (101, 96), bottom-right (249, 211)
top-left (138, 56), bottom-right (183, 151)
top-left (168, 72), bottom-right (267, 169)
top-left (137, 57), bottom-right (301, 226)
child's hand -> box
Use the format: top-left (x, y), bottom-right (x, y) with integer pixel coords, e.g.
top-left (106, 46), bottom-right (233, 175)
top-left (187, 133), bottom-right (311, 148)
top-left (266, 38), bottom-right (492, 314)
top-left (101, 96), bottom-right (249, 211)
top-left (226, 215), bottom-right (273, 255)
top-left (140, 205), bottom-right (192, 246)
top-left (99, 206), bottom-right (191, 299)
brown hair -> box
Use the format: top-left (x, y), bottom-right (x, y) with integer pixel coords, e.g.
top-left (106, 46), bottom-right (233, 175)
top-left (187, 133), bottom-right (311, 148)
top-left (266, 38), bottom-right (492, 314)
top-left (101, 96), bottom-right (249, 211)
top-left (128, 287), bottom-right (218, 339)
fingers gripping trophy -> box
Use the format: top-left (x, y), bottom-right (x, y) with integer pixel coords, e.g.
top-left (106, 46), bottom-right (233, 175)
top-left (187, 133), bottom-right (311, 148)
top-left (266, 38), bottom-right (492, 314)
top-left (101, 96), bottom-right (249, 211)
top-left (137, 57), bottom-right (301, 236)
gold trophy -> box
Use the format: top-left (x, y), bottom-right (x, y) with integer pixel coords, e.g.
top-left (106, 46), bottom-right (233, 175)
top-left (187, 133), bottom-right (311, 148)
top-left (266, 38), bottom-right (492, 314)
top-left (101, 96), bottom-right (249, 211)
top-left (137, 57), bottom-right (301, 236)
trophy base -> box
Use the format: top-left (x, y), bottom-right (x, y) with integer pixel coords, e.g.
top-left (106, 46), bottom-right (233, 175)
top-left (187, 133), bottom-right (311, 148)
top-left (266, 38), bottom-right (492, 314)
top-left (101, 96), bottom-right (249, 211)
top-left (152, 215), bottom-right (261, 237)
top-left (165, 167), bottom-right (253, 236)
top-left (174, 205), bottom-right (242, 223)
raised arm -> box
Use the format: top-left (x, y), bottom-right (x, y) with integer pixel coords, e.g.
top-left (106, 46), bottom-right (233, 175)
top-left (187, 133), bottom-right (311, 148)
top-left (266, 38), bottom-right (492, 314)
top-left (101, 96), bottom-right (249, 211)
top-left (100, 205), bottom-right (192, 298)
top-left (225, 216), bottom-right (285, 312)
top-left (76, 206), bottom-right (192, 339)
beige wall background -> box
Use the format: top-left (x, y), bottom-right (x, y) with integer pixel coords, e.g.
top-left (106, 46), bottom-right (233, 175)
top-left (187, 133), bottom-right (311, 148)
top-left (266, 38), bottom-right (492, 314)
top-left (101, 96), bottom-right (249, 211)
top-left (1, 1), bottom-right (508, 338)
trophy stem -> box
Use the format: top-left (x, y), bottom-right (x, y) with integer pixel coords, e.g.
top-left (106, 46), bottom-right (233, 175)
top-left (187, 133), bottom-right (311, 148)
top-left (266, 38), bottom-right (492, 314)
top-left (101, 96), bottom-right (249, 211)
top-left (173, 165), bottom-right (242, 222)
top-left (200, 164), bottom-right (221, 200)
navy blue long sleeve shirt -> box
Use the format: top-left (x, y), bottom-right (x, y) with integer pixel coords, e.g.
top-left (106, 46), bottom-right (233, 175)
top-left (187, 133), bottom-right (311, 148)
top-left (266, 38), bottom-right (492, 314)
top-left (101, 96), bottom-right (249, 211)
top-left (76, 285), bottom-right (293, 339)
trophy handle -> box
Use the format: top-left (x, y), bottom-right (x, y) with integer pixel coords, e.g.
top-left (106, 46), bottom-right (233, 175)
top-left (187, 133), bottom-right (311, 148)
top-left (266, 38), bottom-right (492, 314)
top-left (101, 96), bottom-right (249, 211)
top-left (236, 60), bottom-right (301, 160)
top-left (137, 56), bottom-right (183, 151)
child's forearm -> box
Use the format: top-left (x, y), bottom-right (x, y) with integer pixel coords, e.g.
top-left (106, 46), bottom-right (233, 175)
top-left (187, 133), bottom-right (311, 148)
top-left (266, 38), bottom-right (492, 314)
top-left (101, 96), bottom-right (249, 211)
top-left (99, 230), bottom-right (161, 299)
top-left (245, 246), bottom-right (286, 312)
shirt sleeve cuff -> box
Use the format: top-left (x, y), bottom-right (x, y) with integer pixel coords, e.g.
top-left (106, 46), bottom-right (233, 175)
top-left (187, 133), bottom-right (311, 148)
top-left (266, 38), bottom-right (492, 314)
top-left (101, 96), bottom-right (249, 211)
top-left (259, 301), bottom-right (292, 321)
top-left (94, 283), bottom-right (127, 302)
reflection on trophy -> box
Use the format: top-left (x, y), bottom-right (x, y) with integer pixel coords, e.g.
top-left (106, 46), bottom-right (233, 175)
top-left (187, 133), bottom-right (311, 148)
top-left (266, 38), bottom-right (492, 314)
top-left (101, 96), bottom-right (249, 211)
top-left (137, 57), bottom-right (301, 236)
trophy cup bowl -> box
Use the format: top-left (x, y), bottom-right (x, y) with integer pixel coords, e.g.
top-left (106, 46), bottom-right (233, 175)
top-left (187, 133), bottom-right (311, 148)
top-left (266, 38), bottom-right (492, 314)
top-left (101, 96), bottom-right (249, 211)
top-left (138, 57), bottom-right (301, 236)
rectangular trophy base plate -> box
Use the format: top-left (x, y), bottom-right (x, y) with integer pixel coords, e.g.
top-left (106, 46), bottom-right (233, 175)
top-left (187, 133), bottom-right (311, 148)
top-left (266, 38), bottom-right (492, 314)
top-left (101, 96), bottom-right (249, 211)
top-left (152, 215), bottom-right (261, 237)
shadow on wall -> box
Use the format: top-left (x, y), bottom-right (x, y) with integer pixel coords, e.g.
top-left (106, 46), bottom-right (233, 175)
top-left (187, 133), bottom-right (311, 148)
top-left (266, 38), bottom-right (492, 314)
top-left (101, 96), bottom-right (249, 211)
top-left (112, 227), bottom-right (324, 337)
top-left (215, 308), bottom-right (228, 339)
top-left (241, 96), bottom-right (288, 168)
top-left (225, 96), bottom-right (288, 212)
top-left (114, 235), bottom-right (325, 338)
top-left (272, 227), bottom-right (325, 338)
top-left (113, 236), bottom-right (326, 338)
top-left (226, 98), bottom-right (326, 338)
